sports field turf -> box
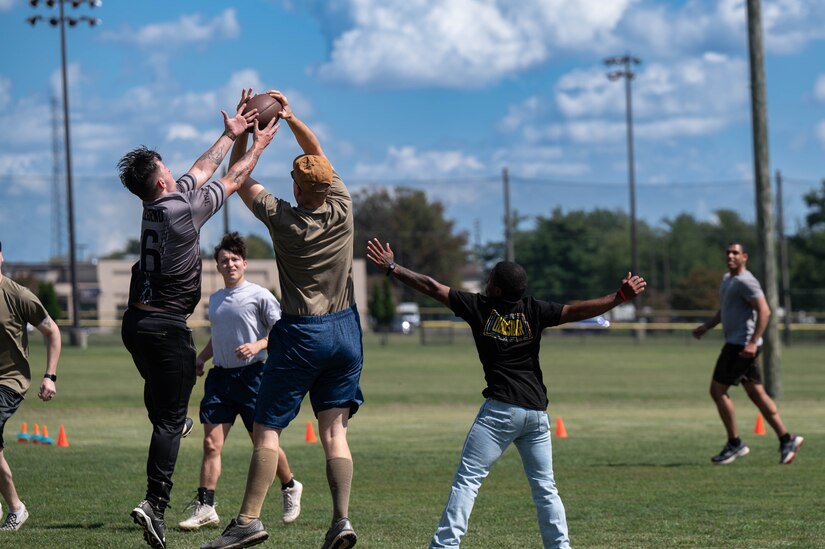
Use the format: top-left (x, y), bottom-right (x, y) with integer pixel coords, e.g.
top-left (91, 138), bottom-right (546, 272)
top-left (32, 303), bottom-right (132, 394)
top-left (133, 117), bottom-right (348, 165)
top-left (6, 331), bottom-right (824, 548)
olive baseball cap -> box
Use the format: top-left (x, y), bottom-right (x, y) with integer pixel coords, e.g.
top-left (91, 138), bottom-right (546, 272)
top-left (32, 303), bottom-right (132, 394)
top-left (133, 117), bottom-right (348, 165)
top-left (292, 154), bottom-right (333, 193)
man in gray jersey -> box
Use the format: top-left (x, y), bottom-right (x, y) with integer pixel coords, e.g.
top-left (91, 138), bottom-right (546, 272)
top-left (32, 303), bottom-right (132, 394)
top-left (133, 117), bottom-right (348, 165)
top-left (179, 232), bottom-right (302, 531)
top-left (693, 242), bottom-right (803, 466)
top-left (118, 89), bottom-right (279, 549)
top-left (203, 90), bottom-right (362, 549)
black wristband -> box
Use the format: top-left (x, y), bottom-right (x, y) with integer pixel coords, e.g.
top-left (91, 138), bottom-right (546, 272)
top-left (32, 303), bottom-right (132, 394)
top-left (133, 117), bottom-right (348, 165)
top-left (44, 373), bottom-right (57, 382)
top-left (386, 262), bottom-right (397, 276)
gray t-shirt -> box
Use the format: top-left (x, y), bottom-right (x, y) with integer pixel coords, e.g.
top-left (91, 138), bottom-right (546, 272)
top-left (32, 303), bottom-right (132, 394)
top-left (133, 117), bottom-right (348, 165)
top-left (128, 173), bottom-right (226, 315)
top-left (720, 270), bottom-right (765, 346)
top-left (208, 281), bottom-right (281, 368)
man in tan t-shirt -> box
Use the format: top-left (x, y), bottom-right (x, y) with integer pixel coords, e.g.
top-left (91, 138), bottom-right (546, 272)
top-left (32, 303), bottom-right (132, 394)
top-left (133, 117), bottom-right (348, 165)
top-left (0, 240), bottom-right (62, 532)
top-left (203, 91), bottom-right (362, 549)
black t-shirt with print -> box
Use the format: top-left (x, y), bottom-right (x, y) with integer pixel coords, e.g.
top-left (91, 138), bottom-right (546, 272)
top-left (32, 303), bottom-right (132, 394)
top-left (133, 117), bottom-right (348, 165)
top-left (448, 289), bottom-right (563, 410)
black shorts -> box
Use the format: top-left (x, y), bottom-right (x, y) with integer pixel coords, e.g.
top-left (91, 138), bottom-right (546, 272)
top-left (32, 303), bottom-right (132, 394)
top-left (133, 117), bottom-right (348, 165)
top-left (0, 384), bottom-right (24, 449)
top-left (712, 343), bottom-right (763, 386)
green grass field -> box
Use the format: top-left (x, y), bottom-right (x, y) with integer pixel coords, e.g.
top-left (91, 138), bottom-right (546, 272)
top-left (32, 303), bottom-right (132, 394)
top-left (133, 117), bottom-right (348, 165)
top-left (6, 331), bottom-right (824, 548)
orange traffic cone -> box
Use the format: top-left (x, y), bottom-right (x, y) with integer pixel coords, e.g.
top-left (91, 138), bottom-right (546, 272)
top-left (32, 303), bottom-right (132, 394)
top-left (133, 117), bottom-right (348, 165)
top-left (57, 424), bottom-right (70, 448)
top-left (17, 422), bottom-right (30, 443)
top-left (41, 425), bottom-right (54, 445)
top-left (32, 423), bottom-right (41, 444)
top-left (555, 416), bottom-right (568, 438)
top-left (754, 414), bottom-right (766, 435)
top-left (305, 421), bottom-right (317, 443)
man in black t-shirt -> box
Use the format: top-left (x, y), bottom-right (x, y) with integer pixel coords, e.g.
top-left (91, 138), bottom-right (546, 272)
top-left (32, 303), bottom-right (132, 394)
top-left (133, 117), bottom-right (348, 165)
top-left (366, 239), bottom-right (646, 549)
top-left (118, 89), bottom-right (279, 549)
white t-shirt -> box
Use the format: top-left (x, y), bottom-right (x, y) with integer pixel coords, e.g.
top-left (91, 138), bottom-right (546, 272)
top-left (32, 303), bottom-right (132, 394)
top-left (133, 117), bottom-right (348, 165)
top-left (208, 281), bottom-right (281, 368)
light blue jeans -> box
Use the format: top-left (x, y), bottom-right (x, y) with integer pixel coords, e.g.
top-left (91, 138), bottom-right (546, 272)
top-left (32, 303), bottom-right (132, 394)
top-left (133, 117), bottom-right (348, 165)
top-left (430, 399), bottom-right (570, 548)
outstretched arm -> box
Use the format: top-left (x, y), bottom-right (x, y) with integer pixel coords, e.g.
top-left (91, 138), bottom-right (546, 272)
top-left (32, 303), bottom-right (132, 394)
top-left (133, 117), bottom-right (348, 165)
top-left (232, 131), bottom-right (266, 211)
top-left (692, 310), bottom-right (721, 340)
top-left (187, 89), bottom-right (258, 187)
top-left (219, 116), bottom-right (279, 198)
top-left (268, 90), bottom-right (325, 157)
top-left (366, 238), bottom-right (451, 306)
top-left (558, 272), bottom-right (646, 324)
top-left (35, 315), bottom-right (61, 401)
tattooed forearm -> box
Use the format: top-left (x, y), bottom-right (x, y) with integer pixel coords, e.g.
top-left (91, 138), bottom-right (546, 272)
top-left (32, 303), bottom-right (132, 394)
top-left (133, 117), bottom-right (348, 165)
top-left (198, 143), bottom-right (227, 166)
top-left (229, 150), bottom-right (262, 184)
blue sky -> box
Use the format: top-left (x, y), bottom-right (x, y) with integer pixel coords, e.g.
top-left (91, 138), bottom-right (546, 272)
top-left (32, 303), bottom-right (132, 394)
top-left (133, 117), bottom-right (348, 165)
top-left (1, 0), bottom-right (824, 262)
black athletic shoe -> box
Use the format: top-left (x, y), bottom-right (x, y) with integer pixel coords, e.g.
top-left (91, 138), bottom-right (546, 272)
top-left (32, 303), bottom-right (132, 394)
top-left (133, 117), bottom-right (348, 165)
top-left (779, 434), bottom-right (804, 464)
top-left (711, 440), bottom-right (750, 465)
top-left (131, 500), bottom-right (166, 549)
top-left (321, 517), bottom-right (357, 549)
top-left (200, 518), bottom-right (269, 549)
top-left (182, 417), bottom-right (195, 438)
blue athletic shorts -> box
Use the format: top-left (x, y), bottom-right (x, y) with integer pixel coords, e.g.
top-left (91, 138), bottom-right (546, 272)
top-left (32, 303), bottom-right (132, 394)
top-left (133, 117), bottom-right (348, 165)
top-left (0, 384), bottom-right (23, 448)
top-left (199, 361), bottom-right (264, 432)
top-left (255, 305), bottom-right (364, 429)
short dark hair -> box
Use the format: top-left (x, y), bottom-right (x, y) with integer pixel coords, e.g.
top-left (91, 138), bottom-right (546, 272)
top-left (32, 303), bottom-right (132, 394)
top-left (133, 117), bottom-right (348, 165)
top-left (213, 232), bottom-right (247, 261)
top-left (118, 146), bottom-right (162, 201)
top-left (727, 241), bottom-right (747, 254)
top-left (489, 261), bottom-right (528, 301)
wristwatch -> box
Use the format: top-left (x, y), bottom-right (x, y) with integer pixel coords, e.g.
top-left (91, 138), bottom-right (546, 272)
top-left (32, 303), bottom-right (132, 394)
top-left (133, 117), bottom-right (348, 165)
top-left (44, 373), bottom-right (57, 382)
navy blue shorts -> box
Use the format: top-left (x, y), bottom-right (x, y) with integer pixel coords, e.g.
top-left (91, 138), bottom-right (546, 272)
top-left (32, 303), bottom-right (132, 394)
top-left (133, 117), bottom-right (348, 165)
top-left (255, 305), bottom-right (364, 429)
top-left (712, 343), bottom-right (763, 386)
top-left (199, 361), bottom-right (264, 433)
top-left (0, 384), bottom-right (24, 449)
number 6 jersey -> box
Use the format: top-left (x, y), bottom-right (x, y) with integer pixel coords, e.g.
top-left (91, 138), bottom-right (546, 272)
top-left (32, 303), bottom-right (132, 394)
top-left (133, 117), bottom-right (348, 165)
top-left (128, 174), bottom-right (226, 315)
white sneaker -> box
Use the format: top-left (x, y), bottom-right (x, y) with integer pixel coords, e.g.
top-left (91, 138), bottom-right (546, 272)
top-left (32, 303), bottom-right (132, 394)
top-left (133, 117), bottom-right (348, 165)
top-left (281, 479), bottom-right (303, 523)
top-left (0, 503), bottom-right (28, 531)
top-left (178, 500), bottom-right (219, 531)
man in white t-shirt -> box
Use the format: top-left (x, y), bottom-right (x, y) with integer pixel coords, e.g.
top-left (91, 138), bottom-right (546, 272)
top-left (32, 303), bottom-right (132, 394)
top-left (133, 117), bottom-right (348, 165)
top-left (179, 233), bottom-right (302, 532)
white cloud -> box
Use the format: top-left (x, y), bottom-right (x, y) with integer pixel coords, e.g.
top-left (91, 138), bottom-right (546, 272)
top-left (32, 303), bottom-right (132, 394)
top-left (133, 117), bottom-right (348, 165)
top-left (311, 0), bottom-right (632, 88)
top-left (814, 75), bottom-right (825, 102)
top-left (0, 0), bottom-right (15, 11)
top-left (103, 8), bottom-right (240, 48)
top-left (353, 146), bottom-right (483, 179)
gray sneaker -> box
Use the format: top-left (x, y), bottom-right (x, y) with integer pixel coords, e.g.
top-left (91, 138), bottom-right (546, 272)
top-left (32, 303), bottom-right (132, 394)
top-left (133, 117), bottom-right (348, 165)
top-left (282, 479), bottom-right (303, 523)
top-left (200, 518), bottom-right (269, 549)
top-left (131, 500), bottom-right (166, 549)
top-left (321, 517), bottom-right (357, 549)
top-left (0, 503), bottom-right (28, 531)
top-left (779, 434), bottom-right (804, 464)
top-left (711, 440), bottom-right (750, 465)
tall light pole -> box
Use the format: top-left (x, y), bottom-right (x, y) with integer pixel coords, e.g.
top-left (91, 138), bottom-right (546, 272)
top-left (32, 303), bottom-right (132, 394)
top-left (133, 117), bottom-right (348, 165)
top-left (27, 0), bottom-right (102, 347)
top-left (605, 53), bottom-right (642, 278)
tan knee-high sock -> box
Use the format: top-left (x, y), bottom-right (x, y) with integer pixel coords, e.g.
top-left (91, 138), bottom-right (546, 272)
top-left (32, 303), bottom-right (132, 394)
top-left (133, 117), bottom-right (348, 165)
top-left (326, 457), bottom-right (353, 521)
top-left (238, 447), bottom-right (279, 524)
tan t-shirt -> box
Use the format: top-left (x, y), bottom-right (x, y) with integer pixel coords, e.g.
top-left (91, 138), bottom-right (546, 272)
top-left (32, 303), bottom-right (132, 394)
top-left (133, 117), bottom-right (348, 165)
top-left (252, 170), bottom-right (355, 316)
top-left (0, 276), bottom-right (48, 396)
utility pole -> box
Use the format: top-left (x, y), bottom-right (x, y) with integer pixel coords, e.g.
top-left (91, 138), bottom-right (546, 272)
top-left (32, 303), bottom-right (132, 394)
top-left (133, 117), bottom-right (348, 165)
top-left (746, 0), bottom-right (781, 396)
top-left (221, 165), bottom-right (229, 235)
top-left (28, 0), bottom-right (102, 348)
top-left (50, 95), bottom-right (65, 261)
top-left (776, 170), bottom-right (792, 345)
top-left (502, 167), bottom-right (514, 262)
top-left (605, 53), bottom-right (641, 279)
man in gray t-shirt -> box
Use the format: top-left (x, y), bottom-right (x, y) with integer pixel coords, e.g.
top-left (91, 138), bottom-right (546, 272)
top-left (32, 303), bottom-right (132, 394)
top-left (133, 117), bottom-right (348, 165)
top-left (693, 242), bottom-right (803, 466)
top-left (179, 233), bottom-right (303, 532)
top-left (118, 90), bottom-right (280, 549)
